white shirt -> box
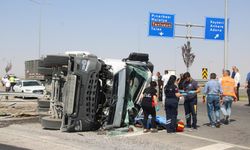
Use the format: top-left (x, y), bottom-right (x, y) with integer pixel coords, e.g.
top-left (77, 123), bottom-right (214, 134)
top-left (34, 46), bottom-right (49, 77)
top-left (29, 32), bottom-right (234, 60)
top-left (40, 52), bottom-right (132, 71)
top-left (162, 74), bottom-right (170, 87)
top-left (234, 72), bottom-right (241, 85)
top-left (152, 75), bottom-right (158, 82)
top-left (5, 79), bottom-right (11, 88)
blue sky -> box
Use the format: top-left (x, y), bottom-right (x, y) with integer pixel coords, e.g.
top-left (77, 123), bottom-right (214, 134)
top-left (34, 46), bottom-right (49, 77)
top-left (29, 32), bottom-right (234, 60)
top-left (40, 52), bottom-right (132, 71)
top-left (0, 0), bottom-right (249, 82)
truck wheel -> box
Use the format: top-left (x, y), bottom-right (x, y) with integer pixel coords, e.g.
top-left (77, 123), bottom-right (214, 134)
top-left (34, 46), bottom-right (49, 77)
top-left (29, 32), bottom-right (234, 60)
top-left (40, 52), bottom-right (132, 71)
top-left (38, 100), bottom-right (50, 108)
top-left (41, 116), bottom-right (62, 130)
top-left (81, 121), bottom-right (100, 131)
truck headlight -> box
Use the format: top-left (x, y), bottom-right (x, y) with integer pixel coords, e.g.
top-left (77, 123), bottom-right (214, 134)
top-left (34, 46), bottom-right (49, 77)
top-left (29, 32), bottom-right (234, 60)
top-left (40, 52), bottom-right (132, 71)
top-left (25, 89), bottom-right (31, 92)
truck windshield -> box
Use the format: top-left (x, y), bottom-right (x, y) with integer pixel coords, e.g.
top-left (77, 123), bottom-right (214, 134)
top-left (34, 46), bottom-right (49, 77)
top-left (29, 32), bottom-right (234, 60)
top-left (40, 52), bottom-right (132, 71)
top-left (126, 65), bottom-right (149, 102)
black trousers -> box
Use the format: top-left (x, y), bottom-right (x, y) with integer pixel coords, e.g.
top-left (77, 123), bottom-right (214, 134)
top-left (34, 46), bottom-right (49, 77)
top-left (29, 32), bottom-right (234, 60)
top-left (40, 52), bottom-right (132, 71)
top-left (165, 98), bottom-right (178, 133)
top-left (142, 106), bottom-right (156, 129)
top-left (184, 98), bottom-right (197, 128)
top-left (5, 87), bottom-right (10, 99)
top-left (236, 83), bottom-right (240, 101)
top-left (10, 83), bottom-right (15, 92)
top-left (247, 88), bottom-right (250, 105)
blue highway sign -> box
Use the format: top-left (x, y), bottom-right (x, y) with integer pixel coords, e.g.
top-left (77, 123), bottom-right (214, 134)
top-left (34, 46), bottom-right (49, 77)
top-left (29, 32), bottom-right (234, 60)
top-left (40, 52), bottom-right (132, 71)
top-left (149, 13), bottom-right (175, 38)
top-left (205, 17), bottom-right (225, 40)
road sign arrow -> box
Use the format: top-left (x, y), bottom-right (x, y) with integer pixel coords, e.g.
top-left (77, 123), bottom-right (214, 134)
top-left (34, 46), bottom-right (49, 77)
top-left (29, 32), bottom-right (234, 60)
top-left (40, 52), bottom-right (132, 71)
top-left (148, 13), bottom-right (175, 38)
top-left (214, 34), bottom-right (219, 39)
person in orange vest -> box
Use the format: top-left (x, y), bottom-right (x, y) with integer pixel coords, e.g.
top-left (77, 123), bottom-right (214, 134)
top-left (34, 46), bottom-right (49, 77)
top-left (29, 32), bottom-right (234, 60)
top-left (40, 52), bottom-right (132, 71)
top-left (220, 70), bottom-right (237, 125)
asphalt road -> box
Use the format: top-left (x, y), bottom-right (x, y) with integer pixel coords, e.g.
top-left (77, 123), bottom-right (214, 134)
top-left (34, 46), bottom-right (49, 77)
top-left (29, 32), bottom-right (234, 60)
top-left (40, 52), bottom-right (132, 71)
top-left (0, 99), bottom-right (250, 150)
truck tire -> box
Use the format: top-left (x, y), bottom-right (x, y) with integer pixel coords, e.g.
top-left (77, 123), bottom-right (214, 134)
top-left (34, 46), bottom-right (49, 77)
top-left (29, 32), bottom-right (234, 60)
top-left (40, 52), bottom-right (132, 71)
top-left (41, 116), bottom-right (62, 130)
top-left (80, 121), bottom-right (100, 131)
top-left (38, 100), bottom-right (50, 108)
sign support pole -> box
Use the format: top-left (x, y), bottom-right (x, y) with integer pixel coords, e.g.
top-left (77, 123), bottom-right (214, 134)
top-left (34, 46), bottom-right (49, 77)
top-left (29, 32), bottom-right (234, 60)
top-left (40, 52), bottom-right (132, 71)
top-left (224, 0), bottom-right (228, 69)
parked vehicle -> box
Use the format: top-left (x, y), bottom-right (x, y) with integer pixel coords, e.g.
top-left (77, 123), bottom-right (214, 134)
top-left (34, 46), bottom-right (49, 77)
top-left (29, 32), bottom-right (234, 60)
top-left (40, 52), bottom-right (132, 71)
top-left (13, 80), bottom-right (46, 96)
top-left (38, 52), bottom-right (153, 132)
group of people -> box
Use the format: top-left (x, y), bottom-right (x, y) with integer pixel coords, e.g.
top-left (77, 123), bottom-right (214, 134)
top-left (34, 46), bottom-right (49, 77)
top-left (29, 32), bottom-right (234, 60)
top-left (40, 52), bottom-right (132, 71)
top-left (1, 75), bottom-right (15, 99)
top-left (140, 66), bottom-right (248, 134)
top-left (141, 71), bottom-right (200, 133)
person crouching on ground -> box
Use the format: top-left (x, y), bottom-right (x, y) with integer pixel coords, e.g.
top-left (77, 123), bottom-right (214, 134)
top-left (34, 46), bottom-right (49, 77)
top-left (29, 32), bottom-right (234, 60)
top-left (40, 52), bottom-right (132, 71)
top-left (141, 81), bottom-right (158, 133)
top-left (203, 73), bottom-right (223, 128)
top-left (164, 75), bottom-right (182, 133)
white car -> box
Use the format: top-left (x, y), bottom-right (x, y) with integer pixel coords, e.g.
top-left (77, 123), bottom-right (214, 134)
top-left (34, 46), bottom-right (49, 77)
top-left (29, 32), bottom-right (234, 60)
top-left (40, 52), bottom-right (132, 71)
top-left (13, 80), bottom-right (46, 96)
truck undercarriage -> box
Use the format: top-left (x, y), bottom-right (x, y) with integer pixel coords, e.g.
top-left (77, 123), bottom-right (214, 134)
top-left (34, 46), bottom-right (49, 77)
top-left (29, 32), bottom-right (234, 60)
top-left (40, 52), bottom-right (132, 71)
top-left (37, 52), bottom-right (153, 132)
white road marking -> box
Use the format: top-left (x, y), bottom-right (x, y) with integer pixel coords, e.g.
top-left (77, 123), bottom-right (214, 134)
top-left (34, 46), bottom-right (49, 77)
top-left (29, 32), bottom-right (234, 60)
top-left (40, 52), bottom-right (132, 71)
top-left (193, 143), bottom-right (233, 150)
top-left (179, 132), bottom-right (250, 150)
top-left (119, 130), bottom-right (250, 150)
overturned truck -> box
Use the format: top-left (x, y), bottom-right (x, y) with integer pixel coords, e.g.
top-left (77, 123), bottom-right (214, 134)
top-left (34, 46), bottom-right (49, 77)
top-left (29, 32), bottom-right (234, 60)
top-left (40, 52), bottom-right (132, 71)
top-left (38, 52), bottom-right (153, 132)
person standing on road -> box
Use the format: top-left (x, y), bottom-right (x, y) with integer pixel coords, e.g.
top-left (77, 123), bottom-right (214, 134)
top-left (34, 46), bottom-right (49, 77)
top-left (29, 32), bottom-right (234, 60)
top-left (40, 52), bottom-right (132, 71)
top-left (141, 81), bottom-right (158, 133)
top-left (177, 74), bottom-right (184, 87)
top-left (152, 72), bottom-right (159, 101)
top-left (234, 68), bottom-right (241, 101)
top-left (5, 77), bottom-right (11, 100)
top-left (164, 75), bottom-right (182, 133)
top-left (203, 73), bottom-right (223, 128)
top-left (231, 66), bottom-right (237, 79)
top-left (220, 70), bottom-right (237, 125)
top-left (183, 72), bottom-right (200, 129)
top-left (245, 72), bottom-right (250, 106)
top-left (9, 75), bottom-right (15, 92)
top-left (156, 72), bottom-right (163, 102)
top-left (162, 70), bottom-right (170, 106)
top-left (177, 73), bottom-right (185, 101)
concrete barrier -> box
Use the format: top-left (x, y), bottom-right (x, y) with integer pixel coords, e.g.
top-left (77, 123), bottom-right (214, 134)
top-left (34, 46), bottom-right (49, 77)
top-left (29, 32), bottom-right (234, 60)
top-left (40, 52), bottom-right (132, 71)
top-left (0, 92), bottom-right (44, 98)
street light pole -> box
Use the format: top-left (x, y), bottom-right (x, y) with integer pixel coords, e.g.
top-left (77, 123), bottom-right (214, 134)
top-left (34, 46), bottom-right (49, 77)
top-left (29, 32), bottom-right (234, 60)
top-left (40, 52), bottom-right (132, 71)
top-left (29, 0), bottom-right (42, 58)
top-left (224, 0), bottom-right (228, 69)
top-left (38, 4), bottom-right (42, 58)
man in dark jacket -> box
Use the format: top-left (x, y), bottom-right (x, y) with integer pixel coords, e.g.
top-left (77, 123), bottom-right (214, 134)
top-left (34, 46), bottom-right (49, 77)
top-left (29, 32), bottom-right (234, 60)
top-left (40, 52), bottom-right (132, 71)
top-left (246, 72), bottom-right (250, 106)
top-left (183, 72), bottom-right (200, 129)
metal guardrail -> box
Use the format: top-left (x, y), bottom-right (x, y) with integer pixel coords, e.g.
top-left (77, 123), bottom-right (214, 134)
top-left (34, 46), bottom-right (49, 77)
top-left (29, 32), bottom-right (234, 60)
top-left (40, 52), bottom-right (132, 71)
top-left (196, 79), bottom-right (208, 87)
top-left (0, 92), bottom-right (44, 98)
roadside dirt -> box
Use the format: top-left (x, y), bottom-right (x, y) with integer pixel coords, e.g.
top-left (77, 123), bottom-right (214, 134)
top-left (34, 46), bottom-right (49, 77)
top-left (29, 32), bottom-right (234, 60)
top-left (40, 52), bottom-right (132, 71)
top-left (0, 89), bottom-right (39, 128)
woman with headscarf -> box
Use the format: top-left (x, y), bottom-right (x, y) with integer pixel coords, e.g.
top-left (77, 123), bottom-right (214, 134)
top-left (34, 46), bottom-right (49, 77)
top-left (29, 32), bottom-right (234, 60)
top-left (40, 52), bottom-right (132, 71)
top-left (164, 75), bottom-right (182, 133)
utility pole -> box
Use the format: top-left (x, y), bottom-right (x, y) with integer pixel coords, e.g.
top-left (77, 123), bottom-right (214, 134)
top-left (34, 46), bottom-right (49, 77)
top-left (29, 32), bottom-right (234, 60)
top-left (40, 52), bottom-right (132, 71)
top-left (224, 0), bottom-right (228, 69)
top-left (28, 0), bottom-right (42, 58)
top-left (38, 3), bottom-right (42, 58)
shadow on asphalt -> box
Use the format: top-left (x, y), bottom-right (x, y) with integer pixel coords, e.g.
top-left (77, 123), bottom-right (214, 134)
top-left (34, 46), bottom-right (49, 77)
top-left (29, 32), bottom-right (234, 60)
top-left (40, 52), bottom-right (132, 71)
top-left (0, 144), bottom-right (31, 150)
top-left (202, 119), bottom-right (237, 126)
